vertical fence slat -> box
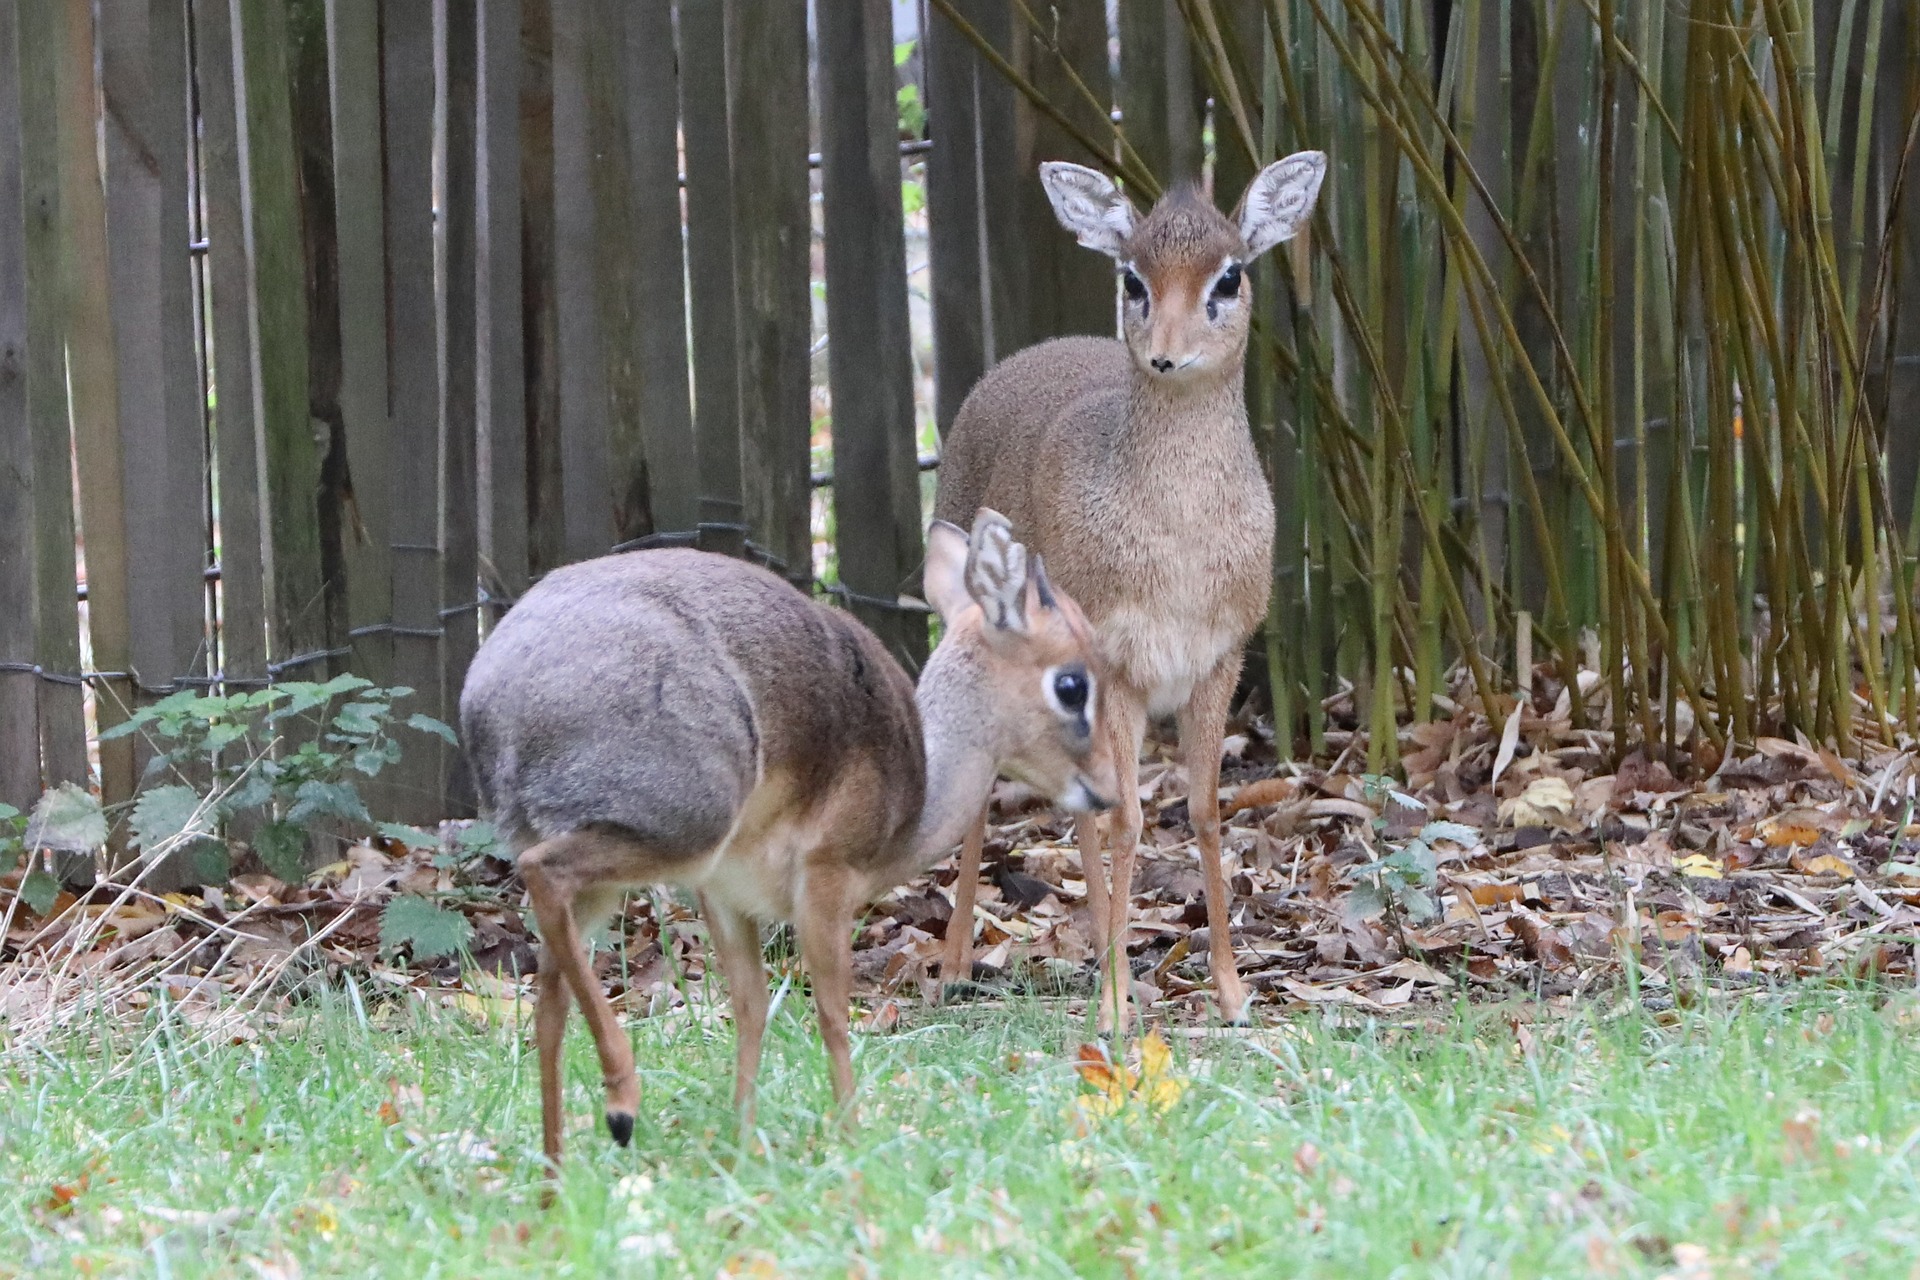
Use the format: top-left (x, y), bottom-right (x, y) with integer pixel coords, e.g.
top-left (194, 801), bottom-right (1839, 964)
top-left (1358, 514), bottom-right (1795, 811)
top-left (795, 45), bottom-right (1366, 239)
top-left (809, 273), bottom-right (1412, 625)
top-left (582, 0), bottom-right (649, 549)
top-left (925, 0), bottom-right (984, 435)
top-left (548, 0), bottom-right (611, 564)
top-left (971, 0), bottom-right (1027, 364)
top-left (102, 0), bottom-right (207, 712)
top-left (194, 0), bottom-right (267, 690)
top-left (288, 0), bottom-right (348, 656)
top-left (477, 0), bottom-right (527, 612)
top-left (677, 0), bottom-right (745, 553)
top-left (19, 0), bottom-right (84, 794)
top-left (818, 0), bottom-right (927, 663)
top-left (520, 0), bottom-right (563, 577)
top-left (238, 0), bottom-right (327, 665)
top-left (726, 0), bottom-right (813, 579)
top-left (441, 0), bottom-right (479, 813)
top-left (1010, 0), bottom-right (1112, 345)
top-left (325, 0), bottom-right (393, 684)
top-left (1882, 3), bottom-right (1920, 527)
top-left (0, 0), bottom-right (36, 808)
top-left (626, 0), bottom-right (696, 536)
top-left (381, 0), bottom-right (444, 820)
top-left (61, 0), bottom-right (136, 826)
top-left (1119, 0), bottom-right (1203, 187)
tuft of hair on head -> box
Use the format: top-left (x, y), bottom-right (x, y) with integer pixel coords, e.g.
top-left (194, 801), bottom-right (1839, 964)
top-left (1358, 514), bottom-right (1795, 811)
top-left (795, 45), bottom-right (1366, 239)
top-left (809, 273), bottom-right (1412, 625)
top-left (964, 508), bottom-right (1030, 632)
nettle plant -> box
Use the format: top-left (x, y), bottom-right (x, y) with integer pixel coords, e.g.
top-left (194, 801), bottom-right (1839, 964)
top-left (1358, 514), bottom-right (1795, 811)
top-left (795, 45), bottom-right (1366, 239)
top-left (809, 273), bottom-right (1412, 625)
top-left (102, 674), bottom-right (456, 883)
top-left (1346, 774), bottom-right (1478, 930)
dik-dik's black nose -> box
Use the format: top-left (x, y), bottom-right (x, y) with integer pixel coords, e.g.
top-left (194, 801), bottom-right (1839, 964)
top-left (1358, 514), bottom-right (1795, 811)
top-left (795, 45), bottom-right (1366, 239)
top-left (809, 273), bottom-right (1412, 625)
top-left (1150, 356), bottom-right (1174, 372)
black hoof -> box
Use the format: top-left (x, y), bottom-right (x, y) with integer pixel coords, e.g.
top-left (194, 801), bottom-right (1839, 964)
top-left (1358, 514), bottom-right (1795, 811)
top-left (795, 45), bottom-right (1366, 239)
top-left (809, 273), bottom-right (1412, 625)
top-left (606, 1111), bottom-right (634, 1147)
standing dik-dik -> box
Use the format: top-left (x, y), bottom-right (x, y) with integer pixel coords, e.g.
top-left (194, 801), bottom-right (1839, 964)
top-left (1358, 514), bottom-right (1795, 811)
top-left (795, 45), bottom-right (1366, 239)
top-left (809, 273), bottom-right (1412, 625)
top-left (460, 511), bottom-right (1115, 1167)
top-left (934, 153), bottom-right (1326, 1029)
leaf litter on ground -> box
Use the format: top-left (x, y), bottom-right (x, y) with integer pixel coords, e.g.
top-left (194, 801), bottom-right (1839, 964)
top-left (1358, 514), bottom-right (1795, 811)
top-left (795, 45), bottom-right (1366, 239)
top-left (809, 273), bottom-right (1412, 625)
top-left (10, 664), bottom-right (1920, 1071)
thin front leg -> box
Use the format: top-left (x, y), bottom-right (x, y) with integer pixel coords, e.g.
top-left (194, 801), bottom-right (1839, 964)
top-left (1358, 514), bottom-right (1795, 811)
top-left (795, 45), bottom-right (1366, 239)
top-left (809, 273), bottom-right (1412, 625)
top-left (521, 839), bottom-right (640, 1150)
top-left (937, 804), bottom-right (990, 993)
top-left (1095, 693), bottom-right (1146, 1038)
top-left (795, 869), bottom-right (857, 1105)
top-left (1181, 658), bottom-right (1250, 1025)
top-left (702, 895), bottom-right (771, 1125)
top-left (1075, 812), bottom-right (1110, 959)
top-left (535, 951), bottom-right (573, 1171)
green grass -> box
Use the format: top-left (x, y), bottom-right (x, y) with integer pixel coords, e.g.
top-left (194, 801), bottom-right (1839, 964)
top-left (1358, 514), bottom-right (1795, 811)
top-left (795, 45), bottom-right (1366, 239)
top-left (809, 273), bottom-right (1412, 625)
top-left (6, 983), bottom-right (1920, 1277)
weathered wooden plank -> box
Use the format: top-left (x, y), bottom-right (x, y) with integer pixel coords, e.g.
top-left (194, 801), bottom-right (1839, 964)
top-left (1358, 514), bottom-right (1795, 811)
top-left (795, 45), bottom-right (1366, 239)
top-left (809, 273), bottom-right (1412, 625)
top-left (625, 0), bottom-right (696, 535)
top-left (101, 0), bottom-right (209, 710)
top-left (675, 0), bottom-right (745, 552)
top-left (1011, 0), bottom-right (1112, 344)
top-left (1119, 0), bottom-right (1203, 187)
top-left (924, 0), bottom-right (985, 435)
top-left (381, 0), bottom-right (444, 820)
top-left (239, 0), bottom-right (328, 663)
top-left (581, 0), bottom-right (649, 550)
top-left (287, 0), bottom-right (348, 658)
top-left (476, 0), bottom-right (527, 612)
top-left (324, 0), bottom-right (393, 682)
top-left (548, 0), bottom-right (612, 564)
top-left (520, 0), bottom-right (564, 578)
top-left (59, 0), bottom-right (135, 823)
top-left (441, 0), bottom-right (479, 814)
top-left (969, 0), bottom-right (1028, 363)
top-left (18, 0), bottom-right (85, 793)
top-left (818, 0), bottom-right (927, 664)
top-left (1880, 2), bottom-right (1920, 526)
top-left (192, 0), bottom-right (268, 691)
top-left (0, 0), bottom-right (37, 808)
top-left (726, 0), bottom-right (813, 579)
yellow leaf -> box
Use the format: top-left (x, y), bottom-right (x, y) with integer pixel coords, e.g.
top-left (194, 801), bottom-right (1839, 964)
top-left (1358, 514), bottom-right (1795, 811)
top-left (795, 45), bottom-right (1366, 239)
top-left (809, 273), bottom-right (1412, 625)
top-left (1791, 851), bottom-right (1855, 879)
top-left (1138, 1030), bottom-right (1172, 1081)
top-left (1674, 853), bottom-right (1723, 880)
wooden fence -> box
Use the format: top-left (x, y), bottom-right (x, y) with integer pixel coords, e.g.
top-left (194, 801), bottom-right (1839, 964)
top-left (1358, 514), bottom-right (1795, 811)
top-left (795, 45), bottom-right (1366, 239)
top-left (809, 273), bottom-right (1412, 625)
top-left (4, 1), bottom-right (1919, 841)
top-left (0, 0), bottom-right (1123, 834)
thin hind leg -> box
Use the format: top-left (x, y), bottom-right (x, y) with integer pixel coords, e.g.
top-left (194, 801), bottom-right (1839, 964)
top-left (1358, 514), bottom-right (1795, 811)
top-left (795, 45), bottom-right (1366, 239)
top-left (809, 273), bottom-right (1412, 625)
top-left (521, 830), bottom-right (667, 1161)
top-left (535, 953), bottom-right (573, 1169)
top-left (701, 895), bottom-right (770, 1126)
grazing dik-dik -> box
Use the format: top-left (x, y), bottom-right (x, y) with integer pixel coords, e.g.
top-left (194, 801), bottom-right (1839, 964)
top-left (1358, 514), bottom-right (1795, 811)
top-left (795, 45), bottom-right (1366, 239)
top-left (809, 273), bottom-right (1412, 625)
top-left (934, 153), bottom-right (1327, 1029)
top-left (460, 511), bottom-right (1114, 1168)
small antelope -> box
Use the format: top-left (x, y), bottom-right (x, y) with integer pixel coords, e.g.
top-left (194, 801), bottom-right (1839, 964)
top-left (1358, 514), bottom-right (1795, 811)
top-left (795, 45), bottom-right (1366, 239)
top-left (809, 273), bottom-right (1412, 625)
top-left (460, 511), bottom-right (1114, 1167)
top-left (934, 154), bottom-right (1326, 1029)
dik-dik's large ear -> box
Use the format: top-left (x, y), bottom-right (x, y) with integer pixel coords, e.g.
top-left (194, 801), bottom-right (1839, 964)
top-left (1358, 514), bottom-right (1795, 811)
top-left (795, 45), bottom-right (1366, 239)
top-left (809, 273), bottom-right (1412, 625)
top-left (923, 519), bottom-right (973, 625)
top-left (1040, 162), bottom-right (1136, 258)
top-left (1236, 151), bottom-right (1327, 259)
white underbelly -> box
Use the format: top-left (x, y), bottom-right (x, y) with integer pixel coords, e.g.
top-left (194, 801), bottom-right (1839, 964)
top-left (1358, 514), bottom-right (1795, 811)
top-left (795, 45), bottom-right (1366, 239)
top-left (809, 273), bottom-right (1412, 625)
top-left (670, 772), bottom-right (817, 923)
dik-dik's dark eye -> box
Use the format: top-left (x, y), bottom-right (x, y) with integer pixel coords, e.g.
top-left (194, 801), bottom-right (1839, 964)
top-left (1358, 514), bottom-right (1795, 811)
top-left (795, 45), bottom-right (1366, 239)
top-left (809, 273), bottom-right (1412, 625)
top-left (1052, 669), bottom-right (1089, 714)
top-left (1213, 263), bottom-right (1243, 298)
top-left (1122, 269), bottom-right (1147, 312)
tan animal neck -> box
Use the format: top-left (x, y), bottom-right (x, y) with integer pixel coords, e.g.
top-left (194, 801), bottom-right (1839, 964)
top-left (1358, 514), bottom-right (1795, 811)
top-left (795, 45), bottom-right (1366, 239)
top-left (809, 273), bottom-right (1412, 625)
top-left (908, 638), bottom-right (1002, 867)
top-left (1121, 360), bottom-right (1249, 450)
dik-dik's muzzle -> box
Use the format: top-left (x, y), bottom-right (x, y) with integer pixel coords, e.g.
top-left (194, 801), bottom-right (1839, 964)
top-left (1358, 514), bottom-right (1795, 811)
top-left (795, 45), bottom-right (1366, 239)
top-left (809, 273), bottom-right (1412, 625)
top-left (1062, 774), bottom-right (1115, 815)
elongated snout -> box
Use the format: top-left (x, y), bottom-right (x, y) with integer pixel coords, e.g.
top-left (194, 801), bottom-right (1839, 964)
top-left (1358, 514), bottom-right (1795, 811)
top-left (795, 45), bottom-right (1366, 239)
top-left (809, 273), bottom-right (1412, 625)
top-left (1060, 773), bottom-right (1114, 815)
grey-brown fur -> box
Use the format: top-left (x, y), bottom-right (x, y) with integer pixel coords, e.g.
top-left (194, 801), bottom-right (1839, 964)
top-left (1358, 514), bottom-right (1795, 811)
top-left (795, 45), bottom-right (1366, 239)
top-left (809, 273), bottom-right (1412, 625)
top-left (933, 154), bottom-right (1326, 1028)
top-left (458, 516), bottom-right (1116, 1167)
top-left (464, 549), bottom-right (922, 874)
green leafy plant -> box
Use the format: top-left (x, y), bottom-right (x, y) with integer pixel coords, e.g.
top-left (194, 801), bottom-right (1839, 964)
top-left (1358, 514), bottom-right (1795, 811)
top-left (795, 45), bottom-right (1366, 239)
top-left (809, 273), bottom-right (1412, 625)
top-left (378, 893), bottom-right (473, 963)
top-left (1346, 775), bottom-right (1478, 930)
top-left (101, 675), bottom-right (455, 881)
top-left (894, 39), bottom-right (924, 137)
